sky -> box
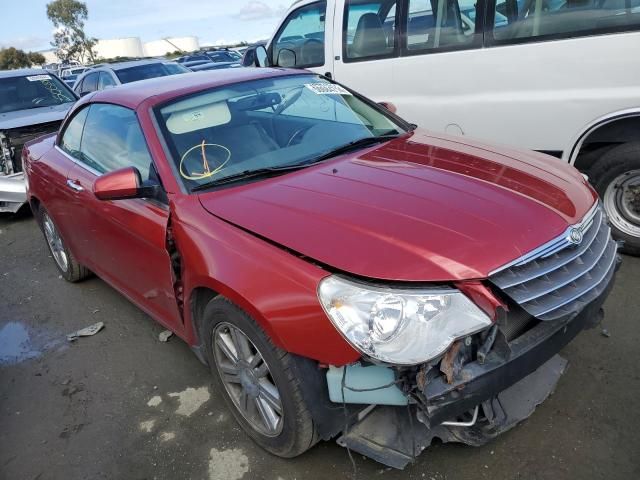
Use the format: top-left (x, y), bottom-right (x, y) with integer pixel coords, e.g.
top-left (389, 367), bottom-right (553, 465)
top-left (0, 0), bottom-right (293, 51)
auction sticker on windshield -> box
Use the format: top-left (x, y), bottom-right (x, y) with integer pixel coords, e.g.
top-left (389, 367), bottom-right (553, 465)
top-left (26, 75), bottom-right (51, 82)
top-left (305, 83), bottom-right (351, 95)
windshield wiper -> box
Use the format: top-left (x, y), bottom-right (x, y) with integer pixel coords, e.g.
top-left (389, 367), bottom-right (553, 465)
top-left (191, 133), bottom-right (401, 193)
top-left (191, 163), bottom-right (310, 192)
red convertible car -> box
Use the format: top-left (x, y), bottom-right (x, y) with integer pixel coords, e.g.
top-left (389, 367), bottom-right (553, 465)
top-left (23, 68), bottom-right (619, 468)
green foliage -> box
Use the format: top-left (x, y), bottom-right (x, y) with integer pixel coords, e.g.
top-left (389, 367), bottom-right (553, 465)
top-left (0, 47), bottom-right (46, 70)
top-left (46, 0), bottom-right (96, 63)
top-left (27, 52), bottom-right (46, 65)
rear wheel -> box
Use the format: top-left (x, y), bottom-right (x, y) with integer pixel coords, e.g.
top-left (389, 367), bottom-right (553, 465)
top-left (38, 207), bottom-right (90, 282)
top-left (589, 143), bottom-right (640, 256)
top-left (202, 297), bottom-right (317, 457)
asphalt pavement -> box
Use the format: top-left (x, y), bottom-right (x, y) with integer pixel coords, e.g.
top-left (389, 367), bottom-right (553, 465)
top-left (1, 211), bottom-right (639, 480)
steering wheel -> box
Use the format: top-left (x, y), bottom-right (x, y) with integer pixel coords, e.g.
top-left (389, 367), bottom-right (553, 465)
top-left (286, 127), bottom-right (309, 147)
top-left (32, 97), bottom-right (46, 106)
top-left (300, 38), bottom-right (323, 65)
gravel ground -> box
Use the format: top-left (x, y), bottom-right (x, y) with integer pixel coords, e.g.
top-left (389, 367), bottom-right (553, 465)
top-left (1, 211), bottom-right (639, 480)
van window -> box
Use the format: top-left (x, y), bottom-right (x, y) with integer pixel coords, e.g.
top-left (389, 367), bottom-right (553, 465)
top-left (405, 0), bottom-right (482, 52)
top-left (272, 1), bottom-right (326, 68)
top-left (343, 0), bottom-right (398, 61)
top-left (492, 0), bottom-right (640, 43)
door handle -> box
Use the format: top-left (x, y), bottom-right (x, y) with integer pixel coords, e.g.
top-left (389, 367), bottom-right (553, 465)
top-left (66, 179), bottom-right (84, 192)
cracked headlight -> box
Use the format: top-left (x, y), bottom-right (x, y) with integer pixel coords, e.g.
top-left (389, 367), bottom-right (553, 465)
top-left (318, 276), bottom-right (492, 365)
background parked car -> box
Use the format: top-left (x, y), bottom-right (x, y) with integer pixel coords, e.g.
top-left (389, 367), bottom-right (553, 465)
top-left (59, 66), bottom-right (90, 88)
top-left (73, 59), bottom-right (189, 97)
top-left (0, 68), bottom-right (77, 213)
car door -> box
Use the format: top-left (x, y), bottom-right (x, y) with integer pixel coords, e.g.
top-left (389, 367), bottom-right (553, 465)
top-left (269, 0), bottom-right (336, 78)
top-left (64, 103), bottom-right (182, 331)
top-left (35, 107), bottom-right (90, 252)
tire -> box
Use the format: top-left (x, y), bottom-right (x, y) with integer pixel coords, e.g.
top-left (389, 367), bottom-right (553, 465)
top-left (37, 206), bottom-right (91, 282)
top-left (202, 297), bottom-right (318, 458)
top-left (589, 142), bottom-right (640, 256)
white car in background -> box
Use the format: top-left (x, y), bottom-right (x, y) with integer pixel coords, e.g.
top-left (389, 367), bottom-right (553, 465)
top-left (73, 59), bottom-right (189, 97)
top-left (247, 0), bottom-right (640, 254)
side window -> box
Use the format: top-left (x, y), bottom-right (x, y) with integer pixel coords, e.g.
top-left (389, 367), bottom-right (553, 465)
top-left (272, 1), bottom-right (326, 68)
top-left (60, 107), bottom-right (90, 157)
top-left (79, 104), bottom-right (152, 179)
top-left (80, 72), bottom-right (99, 95)
top-left (492, 0), bottom-right (640, 43)
top-left (344, 0), bottom-right (398, 61)
top-left (405, 0), bottom-right (481, 53)
top-left (98, 72), bottom-right (117, 90)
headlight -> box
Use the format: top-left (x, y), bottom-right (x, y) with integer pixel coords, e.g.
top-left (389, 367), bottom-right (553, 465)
top-left (318, 276), bottom-right (492, 365)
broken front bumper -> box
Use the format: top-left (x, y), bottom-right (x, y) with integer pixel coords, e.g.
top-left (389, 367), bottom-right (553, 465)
top-left (337, 264), bottom-right (617, 469)
top-left (0, 173), bottom-right (27, 213)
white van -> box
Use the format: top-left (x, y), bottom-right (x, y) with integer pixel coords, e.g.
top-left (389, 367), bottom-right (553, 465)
top-left (247, 0), bottom-right (640, 253)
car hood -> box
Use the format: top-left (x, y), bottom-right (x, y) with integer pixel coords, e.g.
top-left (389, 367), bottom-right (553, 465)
top-left (0, 102), bottom-right (73, 130)
top-left (198, 130), bottom-right (597, 282)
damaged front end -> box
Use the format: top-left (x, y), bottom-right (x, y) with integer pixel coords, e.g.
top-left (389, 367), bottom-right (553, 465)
top-left (0, 121), bottom-right (61, 213)
top-left (321, 204), bottom-right (620, 469)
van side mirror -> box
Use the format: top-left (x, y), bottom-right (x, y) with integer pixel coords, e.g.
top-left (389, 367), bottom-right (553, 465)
top-left (243, 45), bottom-right (271, 68)
top-left (93, 167), bottom-right (160, 201)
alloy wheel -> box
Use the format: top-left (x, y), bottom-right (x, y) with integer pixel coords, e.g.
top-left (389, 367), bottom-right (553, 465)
top-left (42, 212), bottom-right (69, 272)
top-left (604, 169), bottom-right (640, 238)
top-left (213, 322), bottom-right (284, 437)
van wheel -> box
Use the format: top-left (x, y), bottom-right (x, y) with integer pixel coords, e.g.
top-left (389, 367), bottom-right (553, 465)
top-left (38, 207), bottom-right (91, 282)
top-left (202, 297), bottom-right (318, 457)
top-left (589, 142), bottom-right (640, 256)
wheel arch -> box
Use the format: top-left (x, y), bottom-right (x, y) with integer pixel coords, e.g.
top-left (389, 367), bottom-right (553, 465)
top-left (565, 108), bottom-right (640, 172)
top-left (185, 280), bottom-right (289, 355)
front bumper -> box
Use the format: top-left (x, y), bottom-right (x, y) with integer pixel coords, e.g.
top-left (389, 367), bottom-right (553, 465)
top-left (0, 173), bottom-right (27, 213)
top-left (337, 258), bottom-right (619, 469)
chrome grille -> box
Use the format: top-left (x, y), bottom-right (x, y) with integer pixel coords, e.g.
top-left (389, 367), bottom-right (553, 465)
top-left (490, 203), bottom-right (618, 321)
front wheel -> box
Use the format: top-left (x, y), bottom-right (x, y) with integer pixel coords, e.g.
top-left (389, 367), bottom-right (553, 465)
top-left (589, 143), bottom-right (640, 256)
top-left (202, 298), bottom-right (317, 457)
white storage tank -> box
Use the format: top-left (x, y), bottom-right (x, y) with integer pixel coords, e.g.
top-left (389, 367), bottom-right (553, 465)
top-left (94, 37), bottom-right (144, 60)
top-left (144, 36), bottom-right (199, 56)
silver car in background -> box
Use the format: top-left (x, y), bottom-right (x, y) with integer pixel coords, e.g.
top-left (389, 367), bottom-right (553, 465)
top-left (0, 69), bottom-right (77, 213)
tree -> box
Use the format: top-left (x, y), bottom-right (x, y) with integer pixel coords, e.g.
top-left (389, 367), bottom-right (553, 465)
top-left (27, 52), bottom-right (46, 66)
top-left (46, 0), bottom-right (96, 63)
top-left (0, 47), bottom-right (37, 70)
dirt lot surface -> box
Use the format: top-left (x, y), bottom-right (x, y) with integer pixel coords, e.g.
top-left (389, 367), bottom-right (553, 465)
top-left (1, 212), bottom-right (639, 480)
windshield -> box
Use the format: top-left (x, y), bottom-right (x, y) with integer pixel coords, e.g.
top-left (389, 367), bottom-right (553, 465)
top-left (0, 74), bottom-right (76, 114)
top-left (115, 63), bottom-right (187, 84)
top-left (155, 74), bottom-right (407, 192)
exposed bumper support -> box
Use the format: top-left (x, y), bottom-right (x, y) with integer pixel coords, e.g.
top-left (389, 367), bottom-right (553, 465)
top-left (0, 173), bottom-right (27, 213)
top-left (338, 355), bottom-right (567, 469)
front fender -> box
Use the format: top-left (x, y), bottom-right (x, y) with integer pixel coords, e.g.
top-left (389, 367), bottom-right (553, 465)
top-left (171, 195), bottom-right (360, 366)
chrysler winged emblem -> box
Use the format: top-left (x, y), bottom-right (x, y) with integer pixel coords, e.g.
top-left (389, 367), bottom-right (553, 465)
top-left (568, 227), bottom-right (583, 245)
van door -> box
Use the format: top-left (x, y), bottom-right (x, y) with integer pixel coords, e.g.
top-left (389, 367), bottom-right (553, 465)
top-left (269, 0), bottom-right (335, 78)
top-left (332, 0), bottom-right (399, 101)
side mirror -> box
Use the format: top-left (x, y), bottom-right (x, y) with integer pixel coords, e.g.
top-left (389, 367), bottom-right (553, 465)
top-left (93, 166), bottom-right (159, 201)
top-left (276, 48), bottom-right (297, 68)
top-left (378, 101), bottom-right (397, 114)
top-left (242, 45), bottom-right (270, 68)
